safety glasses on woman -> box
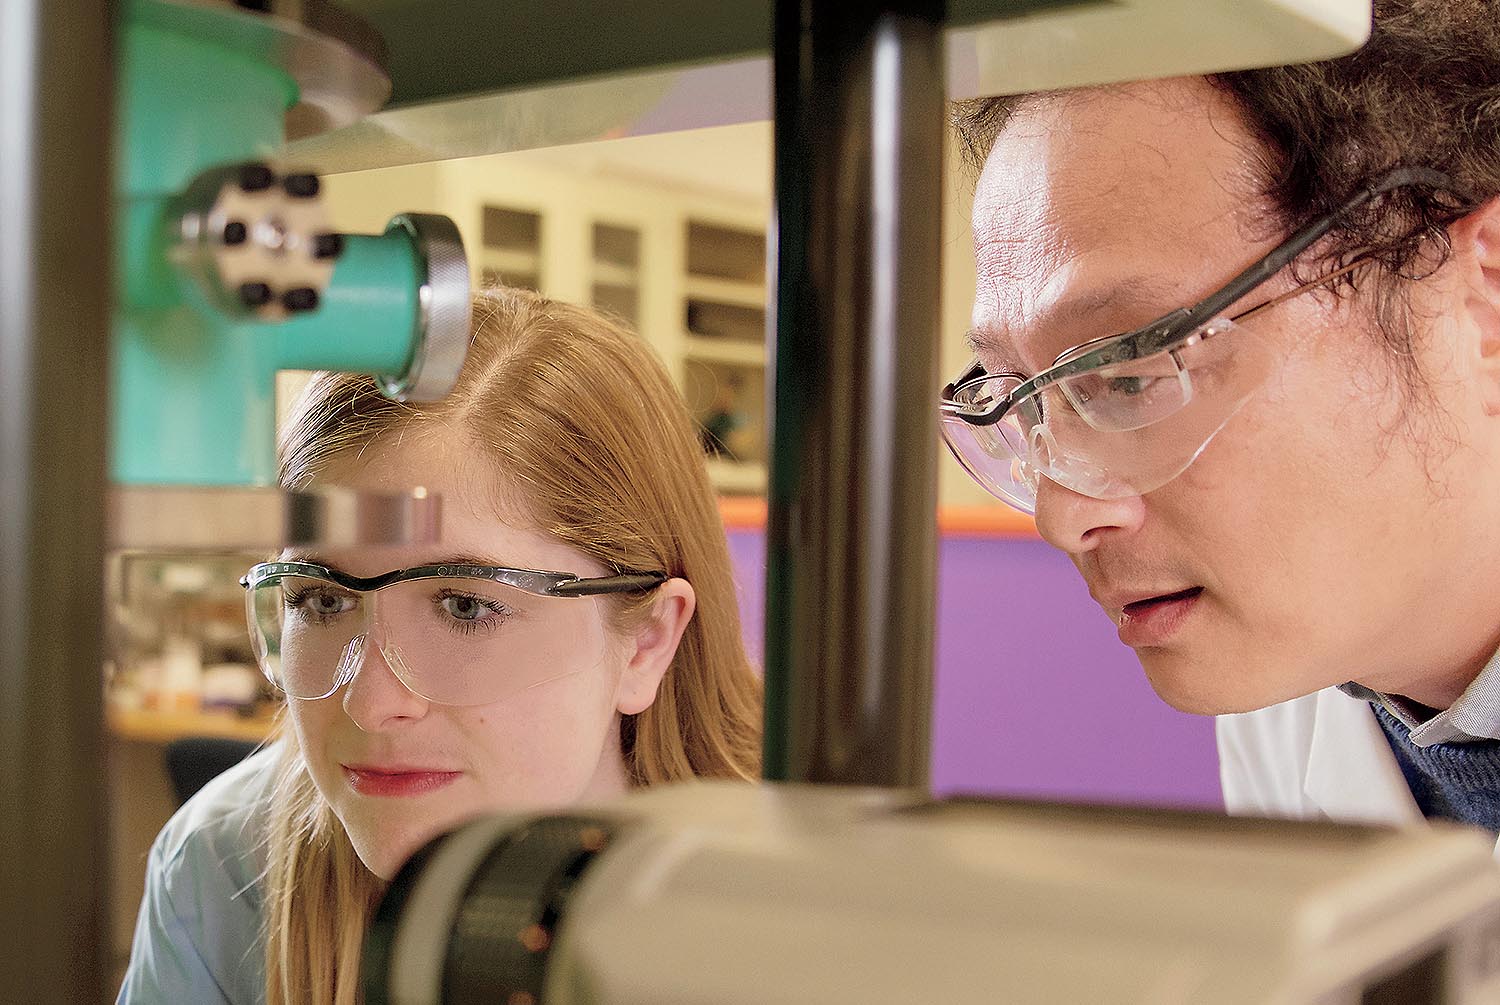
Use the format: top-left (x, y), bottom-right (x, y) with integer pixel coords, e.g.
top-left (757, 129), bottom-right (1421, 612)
top-left (243, 559), bottom-right (666, 707)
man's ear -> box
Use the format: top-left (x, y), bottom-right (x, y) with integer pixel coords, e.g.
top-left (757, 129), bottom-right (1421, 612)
top-left (1450, 195), bottom-right (1500, 415)
top-left (615, 578), bottom-right (696, 716)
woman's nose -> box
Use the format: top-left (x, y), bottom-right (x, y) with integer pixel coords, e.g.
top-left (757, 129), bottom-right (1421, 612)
top-left (339, 631), bottom-right (430, 730)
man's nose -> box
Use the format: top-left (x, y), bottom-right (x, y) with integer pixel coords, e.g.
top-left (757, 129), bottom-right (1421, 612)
top-left (1032, 474), bottom-right (1147, 554)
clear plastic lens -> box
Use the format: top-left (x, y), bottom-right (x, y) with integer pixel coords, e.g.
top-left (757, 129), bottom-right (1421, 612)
top-left (941, 412), bottom-right (1037, 513)
top-left (1055, 351), bottom-right (1192, 432)
top-left (246, 574), bottom-right (607, 706)
top-left (940, 318), bottom-right (1272, 512)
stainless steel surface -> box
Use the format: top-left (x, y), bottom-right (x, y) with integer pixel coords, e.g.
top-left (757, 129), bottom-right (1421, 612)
top-left (285, 1), bottom-right (1372, 176)
top-left (959, 0), bottom-right (1370, 95)
top-left (0, 0), bottom-right (113, 1000)
top-left (332, 0), bottom-right (1069, 106)
top-left (287, 66), bottom-right (679, 173)
top-left (378, 213), bottom-right (473, 404)
top-left (284, 3), bottom-right (1073, 175)
top-left (134, 0), bottom-right (391, 140)
top-left (109, 485), bottom-right (442, 552)
top-left (763, 0), bottom-right (943, 788)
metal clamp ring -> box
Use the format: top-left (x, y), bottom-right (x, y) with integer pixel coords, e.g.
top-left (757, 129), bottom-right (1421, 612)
top-left (378, 212), bottom-right (472, 403)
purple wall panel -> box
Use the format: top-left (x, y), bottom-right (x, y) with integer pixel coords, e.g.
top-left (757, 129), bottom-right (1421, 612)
top-left (724, 529), bottom-right (1222, 809)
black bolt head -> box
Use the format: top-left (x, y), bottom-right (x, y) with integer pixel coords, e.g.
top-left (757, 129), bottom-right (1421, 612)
top-left (282, 287), bottom-right (320, 312)
top-left (234, 0), bottom-right (273, 13)
top-left (238, 163), bottom-right (275, 193)
top-left (312, 232), bottom-right (345, 260)
top-left (222, 220), bottom-right (248, 246)
top-left (239, 282), bottom-right (273, 308)
top-left (283, 173), bottom-right (320, 199)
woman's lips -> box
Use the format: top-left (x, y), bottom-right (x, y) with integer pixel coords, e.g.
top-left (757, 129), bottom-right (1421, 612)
top-left (341, 765), bottom-right (462, 798)
top-left (1117, 587), bottom-right (1203, 647)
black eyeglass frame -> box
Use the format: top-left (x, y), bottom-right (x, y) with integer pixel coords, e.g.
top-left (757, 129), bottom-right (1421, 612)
top-left (240, 561), bottom-right (668, 598)
top-left (941, 166), bottom-right (1459, 428)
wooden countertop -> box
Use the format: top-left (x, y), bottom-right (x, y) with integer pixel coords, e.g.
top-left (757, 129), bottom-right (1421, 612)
top-left (107, 706), bottom-right (279, 745)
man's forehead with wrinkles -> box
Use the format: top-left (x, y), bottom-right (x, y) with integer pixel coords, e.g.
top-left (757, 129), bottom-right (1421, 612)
top-left (966, 79), bottom-right (1268, 373)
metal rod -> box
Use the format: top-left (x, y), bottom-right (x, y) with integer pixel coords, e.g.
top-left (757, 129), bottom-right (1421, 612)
top-left (0, 0), bottom-right (114, 1000)
top-left (108, 485), bottom-right (442, 551)
top-left (764, 0), bottom-right (945, 787)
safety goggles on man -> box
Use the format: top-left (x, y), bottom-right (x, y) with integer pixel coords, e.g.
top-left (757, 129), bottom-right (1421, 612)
top-left (939, 167), bottom-right (1457, 515)
top-left (242, 560), bottom-right (666, 707)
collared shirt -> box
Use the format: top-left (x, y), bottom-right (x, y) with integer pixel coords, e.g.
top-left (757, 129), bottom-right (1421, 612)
top-left (1370, 703), bottom-right (1500, 832)
top-left (117, 744), bottom-right (281, 1004)
top-left (1340, 642), bottom-right (1500, 747)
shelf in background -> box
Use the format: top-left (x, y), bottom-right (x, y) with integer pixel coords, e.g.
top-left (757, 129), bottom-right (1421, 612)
top-left (685, 275), bottom-right (766, 310)
top-left (707, 457), bottom-right (768, 496)
top-left (683, 334), bottom-right (765, 367)
top-left (479, 247), bottom-right (541, 276)
top-left (685, 220), bottom-right (765, 286)
top-left (108, 706), bottom-right (279, 745)
top-left (592, 261), bottom-right (639, 288)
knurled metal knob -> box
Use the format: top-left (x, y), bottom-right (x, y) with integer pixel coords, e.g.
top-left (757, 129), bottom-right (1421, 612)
top-left (377, 213), bottom-right (472, 403)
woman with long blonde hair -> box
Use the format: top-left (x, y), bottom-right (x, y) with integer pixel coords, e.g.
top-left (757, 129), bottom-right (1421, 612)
top-left (120, 288), bottom-right (762, 1004)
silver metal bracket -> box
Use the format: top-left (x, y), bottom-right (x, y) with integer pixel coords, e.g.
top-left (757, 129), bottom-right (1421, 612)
top-left (108, 485), bottom-right (441, 552)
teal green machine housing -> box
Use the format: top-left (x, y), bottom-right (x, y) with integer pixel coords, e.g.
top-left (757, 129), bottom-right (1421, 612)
top-left (114, 0), bottom-right (470, 486)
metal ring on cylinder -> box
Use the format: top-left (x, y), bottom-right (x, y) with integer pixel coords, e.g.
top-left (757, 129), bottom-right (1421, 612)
top-left (378, 213), bottom-right (472, 403)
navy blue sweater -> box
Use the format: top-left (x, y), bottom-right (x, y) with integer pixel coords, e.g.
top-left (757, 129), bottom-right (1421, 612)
top-left (1373, 703), bottom-right (1500, 833)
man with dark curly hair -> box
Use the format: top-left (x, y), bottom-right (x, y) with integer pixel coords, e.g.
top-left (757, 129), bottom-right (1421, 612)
top-left (942, 0), bottom-right (1500, 836)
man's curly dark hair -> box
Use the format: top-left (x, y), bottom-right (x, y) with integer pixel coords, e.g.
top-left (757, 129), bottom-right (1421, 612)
top-left (952, 0), bottom-right (1500, 392)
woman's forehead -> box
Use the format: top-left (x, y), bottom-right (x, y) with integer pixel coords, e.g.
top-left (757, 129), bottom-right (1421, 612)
top-left (302, 437), bottom-right (600, 578)
top-left (286, 522), bottom-right (588, 577)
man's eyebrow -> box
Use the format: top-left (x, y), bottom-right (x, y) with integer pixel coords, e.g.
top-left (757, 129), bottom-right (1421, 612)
top-left (1041, 277), bottom-right (1180, 330)
top-left (968, 274), bottom-right (1182, 367)
top-left (964, 328), bottom-right (1022, 372)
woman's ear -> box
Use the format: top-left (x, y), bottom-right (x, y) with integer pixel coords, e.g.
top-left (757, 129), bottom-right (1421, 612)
top-left (614, 578), bottom-right (696, 716)
top-left (1450, 195), bottom-right (1500, 415)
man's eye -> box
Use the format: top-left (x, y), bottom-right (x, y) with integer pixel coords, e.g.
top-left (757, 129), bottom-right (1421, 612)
top-left (1070, 374), bottom-right (1159, 402)
top-left (1105, 375), bottom-right (1158, 396)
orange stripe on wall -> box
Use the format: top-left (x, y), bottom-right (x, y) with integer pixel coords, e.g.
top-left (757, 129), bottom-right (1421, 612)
top-left (717, 496), bottom-right (769, 531)
top-left (716, 497), bottom-right (1037, 539)
top-left (937, 504), bottom-right (1038, 538)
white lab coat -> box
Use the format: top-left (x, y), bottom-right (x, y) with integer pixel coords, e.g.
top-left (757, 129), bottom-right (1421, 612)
top-left (1216, 686), bottom-right (1500, 859)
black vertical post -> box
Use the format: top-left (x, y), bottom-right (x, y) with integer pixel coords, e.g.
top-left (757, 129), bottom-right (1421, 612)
top-left (764, 0), bottom-right (945, 787)
top-left (0, 0), bottom-right (113, 1000)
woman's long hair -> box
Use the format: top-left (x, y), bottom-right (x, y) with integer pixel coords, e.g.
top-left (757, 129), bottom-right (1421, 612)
top-left (262, 287), bottom-right (762, 1004)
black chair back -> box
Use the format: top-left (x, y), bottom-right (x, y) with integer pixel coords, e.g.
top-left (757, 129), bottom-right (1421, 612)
top-left (162, 736), bottom-right (260, 806)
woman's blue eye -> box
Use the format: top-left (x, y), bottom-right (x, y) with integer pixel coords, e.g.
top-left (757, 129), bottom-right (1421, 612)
top-left (441, 595), bottom-right (489, 621)
top-left (284, 585), bottom-right (356, 622)
top-left (311, 593), bottom-right (346, 614)
top-left (435, 590), bottom-right (512, 635)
